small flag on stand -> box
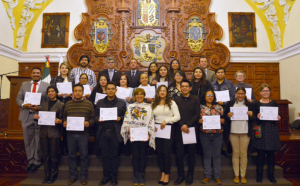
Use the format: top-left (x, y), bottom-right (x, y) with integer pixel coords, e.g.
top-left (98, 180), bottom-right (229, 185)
top-left (42, 55), bottom-right (51, 83)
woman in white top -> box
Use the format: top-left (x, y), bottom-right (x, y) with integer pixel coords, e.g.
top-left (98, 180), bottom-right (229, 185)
top-left (152, 85), bottom-right (180, 185)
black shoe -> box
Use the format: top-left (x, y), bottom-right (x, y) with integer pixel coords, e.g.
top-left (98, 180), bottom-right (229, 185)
top-left (174, 176), bottom-right (185, 185)
top-left (42, 177), bottom-right (49, 184)
top-left (81, 177), bottom-right (87, 185)
top-left (31, 164), bottom-right (41, 172)
top-left (68, 177), bottom-right (77, 185)
top-left (268, 176), bottom-right (277, 184)
top-left (158, 180), bottom-right (164, 184)
top-left (133, 172), bottom-right (140, 185)
top-left (99, 177), bottom-right (111, 185)
top-left (140, 172), bottom-right (145, 185)
top-left (24, 164), bottom-right (33, 172)
top-left (162, 180), bottom-right (169, 185)
top-left (186, 175), bottom-right (193, 185)
top-left (110, 178), bottom-right (118, 186)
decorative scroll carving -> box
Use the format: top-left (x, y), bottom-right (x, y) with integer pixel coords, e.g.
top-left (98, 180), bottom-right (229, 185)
top-left (183, 4), bottom-right (206, 15)
top-left (91, 2), bottom-right (114, 15)
top-left (2, 0), bottom-right (18, 29)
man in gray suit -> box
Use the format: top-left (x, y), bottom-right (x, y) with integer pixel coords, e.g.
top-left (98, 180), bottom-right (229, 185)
top-left (16, 67), bottom-right (49, 172)
top-left (199, 56), bottom-right (216, 82)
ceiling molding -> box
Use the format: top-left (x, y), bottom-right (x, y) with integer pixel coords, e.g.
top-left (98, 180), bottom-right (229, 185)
top-left (1, 41), bottom-right (300, 63)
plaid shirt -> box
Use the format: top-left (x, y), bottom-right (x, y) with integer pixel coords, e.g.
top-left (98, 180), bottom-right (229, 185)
top-left (70, 67), bottom-right (97, 88)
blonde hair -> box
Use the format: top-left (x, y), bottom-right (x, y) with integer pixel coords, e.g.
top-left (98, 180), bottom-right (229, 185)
top-left (60, 62), bottom-right (72, 81)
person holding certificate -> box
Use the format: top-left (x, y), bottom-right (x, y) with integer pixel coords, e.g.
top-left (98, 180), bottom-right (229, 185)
top-left (137, 73), bottom-right (154, 103)
top-left (16, 67), bottom-right (50, 172)
top-left (168, 71), bottom-right (184, 100)
top-left (235, 70), bottom-right (255, 102)
top-left (77, 73), bottom-right (93, 100)
top-left (168, 59), bottom-right (186, 80)
top-left (33, 85), bottom-right (64, 184)
top-left (174, 80), bottom-right (200, 186)
top-left (147, 62), bottom-right (158, 84)
top-left (121, 88), bottom-right (156, 186)
top-left (151, 65), bottom-right (173, 87)
top-left (253, 84), bottom-right (281, 184)
top-left (116, 74), bottom-right (133, 106)
top-left (63, 84), bottom-right (95, 185)
top-left (50, 62), bottom-right (74, 156)
top-left (199, 90), bottom-right (224, 185)
top-left (190, 67), bottom-right (213, 104)
top-left (89, 74), bottom-right (108, 105)
top-left (152, 85), bottom-right (180, 185)
top-left (224, 87), bottom-right (256, 184)
top-left (95, 83), bottom-right (126, 186)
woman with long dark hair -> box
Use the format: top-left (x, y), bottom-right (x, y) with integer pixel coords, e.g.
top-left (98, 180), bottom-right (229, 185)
top-left (190, 67), bottom-right (213, 104)
top-left (168, 59), bottom-right (186, 79)
top-left (147, 62), bottom-right (158, 84)
top-left (151, 65), bottom-right (173, 87)
top-left (168, 70), bottom-right (185, 100)
top-left (89, 74), bottom-right (108, 105)
top-left (224, 87), bottom-right (256, 184)
top-left (152, 85), bottom-right (180, 185)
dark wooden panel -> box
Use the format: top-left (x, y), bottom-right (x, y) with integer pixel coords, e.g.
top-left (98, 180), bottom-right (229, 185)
top-left (19, 62), bottom-right (59, 78)
top-left (0, 99), bottom-right (9, 130)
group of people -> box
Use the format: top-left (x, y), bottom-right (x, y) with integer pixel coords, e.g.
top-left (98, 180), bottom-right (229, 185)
top-left (16, 55), bottom-right (281, 186)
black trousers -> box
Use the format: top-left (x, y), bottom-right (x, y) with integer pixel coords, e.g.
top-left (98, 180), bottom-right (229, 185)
top-left (40, 137), bottom-right (59, 163)
top-left (99, 131), bottom-right (120, 179)
top-left (256, 149), bottom-right (276, 179)
top-left (132, 141), bottom-right (148, 173)
top-left (155, 125), bottom-right (174, 174)
top-left (174, 127), bottom-right (196, 177)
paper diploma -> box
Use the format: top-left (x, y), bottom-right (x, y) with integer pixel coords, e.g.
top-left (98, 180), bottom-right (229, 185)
top-left (260, 106), bottom-right (278, 121)
top-left (155, 124), bottom-right (171, 139)
top-left (156, 82), bottom-right (168, 88)
top-left (215, 90), bottom-right (230, 102)
top-left (83, 85), bottom-right (91, 95)
top-left (140, 86), bottom-right (155, 98)
top-left (38, 111), bottom-right (56, 126)
top-left (230, 107), bottom-right (248, 120)
top-left (24, 92), bottom-right (42, 105)
top-left (57, 82), bottom-right (73, 94)
top-left (236, 87), bottom-right (252, 99)
top-left (130, 127), bottom-right (148, 141)
top-left (182, 127), bottom-right (197, 144)
top-left (100, 107), bottom-right (118, 121)
top-left (202, 115), bottom-right (221, 129)
top-left (116, 87), bottom-right (131, 99)
top-left (67, 117), bottom-right (85, 131)
top-left (95, 93), bottom-right (106, 104)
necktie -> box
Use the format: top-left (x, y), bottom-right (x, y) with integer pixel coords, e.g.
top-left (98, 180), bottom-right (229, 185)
top-left (131, 71), bottom-right (135, 84)
top-left (32, 82), bottom-right (38, 93)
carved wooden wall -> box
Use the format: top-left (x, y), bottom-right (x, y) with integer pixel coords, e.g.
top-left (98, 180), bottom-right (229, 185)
top-left (67, 0), bottom-right (230, 76)
top-left (0, 99), bottom-right (9, 130)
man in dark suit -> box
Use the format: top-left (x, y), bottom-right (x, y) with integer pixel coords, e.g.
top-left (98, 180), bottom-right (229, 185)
top-left (124, 59), bottom-right (143, 88)
top-left (98, 57), bottom-right (122, 84)
top-left (16, 67), bottom-right (49, 172)
top-left (199, 56), bottom-right (216, 82)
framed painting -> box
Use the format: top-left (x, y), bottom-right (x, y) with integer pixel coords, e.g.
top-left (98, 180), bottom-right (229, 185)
top-left (41, 13), bottom-right (70, 48)
top-left (228, 12), bottom-right (257, 47)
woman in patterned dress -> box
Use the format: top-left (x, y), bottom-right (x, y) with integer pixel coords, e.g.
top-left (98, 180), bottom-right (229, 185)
top-left (168, 70), bottom-right (185, 100)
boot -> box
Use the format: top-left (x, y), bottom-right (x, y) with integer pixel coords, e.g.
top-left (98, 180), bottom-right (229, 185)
top-left (256, 150), bottom-right (264, 183)
top-left (267, 152), bottom-right (277, 184)
top-left (140, 172), bottom-right (145, 185)
top-left (42, 157), bottom-right (50, 184)
top-left (133, 172), bottom-right (140, 185)
top-left (48, 159), bottom-right (58, 184)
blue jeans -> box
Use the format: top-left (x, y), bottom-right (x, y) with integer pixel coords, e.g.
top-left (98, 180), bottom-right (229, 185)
top-left (200, 133), bottom-right (223, 179)
top-left (67, 133), bottom-right (89, 179)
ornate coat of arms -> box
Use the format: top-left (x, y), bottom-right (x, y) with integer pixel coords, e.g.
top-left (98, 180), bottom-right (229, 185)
top-left (89, 18), bottom-right (113, 53)
top-left (133, 33), bottom-right (164, 64)
top-left (184, 17), bottom-right (207, 52)
top-left (137, 0), bottom-right (159, 26)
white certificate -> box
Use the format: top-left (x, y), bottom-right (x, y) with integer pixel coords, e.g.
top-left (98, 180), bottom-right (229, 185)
top-left (260, 107), bottom-right (278, 121)
top-left (230, 107), bottom-right (249, 120)
top-left (236, 87), bottom-right (252, 99)
top-left (24, 92), bottom-right (42, 105)
top-left (67, 117), bottom-right (85, 131)
top-left (215, 90), bottom-right (230, 102)
top-left (116, 87), bottom-right (131, 99)
top-left (155, 124), bottom-right (171, 139)
top-left (130, 127), bottom-right (148, 141)
top-left (83, 85), bottom-right (91, 95)
top-left (156, 82), bottom-right (168, 88)
top-left (94, 93), bottom-right (106, 104)
top-left (182, 127), bottom-right (197, 144)
top-left (57, 82), bottom-right (73, 94)
top-left (202, 115), bottom-right (221, 129)
top-left (38, 111), bottom-right (56, 126)
top-left (141, 86), bottom-right (155, 98)
top-left (100, 107), bottom-right (118, 121)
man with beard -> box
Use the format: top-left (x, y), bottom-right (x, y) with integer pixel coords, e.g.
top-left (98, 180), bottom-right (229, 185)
top-left (70, 55), bottom-right (97, 88)
top-left (16, 67), bottom-right (50, 172)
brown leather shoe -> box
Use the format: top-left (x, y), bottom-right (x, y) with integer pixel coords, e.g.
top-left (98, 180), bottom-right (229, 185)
top-left (67, 177), bottom-right (77, 185)
top-left (241, 177), bottom-right (247, 184)
top-left (215, 178), bottom-right (222, 185)
top-left (233, 176), bottom-right (239, 183)
top-left (202, 178), bottom-right (210, 184)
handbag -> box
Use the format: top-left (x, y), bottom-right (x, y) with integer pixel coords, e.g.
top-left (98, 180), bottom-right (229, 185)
top-left (253, 125), bottom-right (262, 138)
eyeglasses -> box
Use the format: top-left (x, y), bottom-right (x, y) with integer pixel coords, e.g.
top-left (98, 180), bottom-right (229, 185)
top-left (181, 85), bottom-right (189, 88)
top-left (261, 90), bottom-right (270, 93)
top-left (175, 75), bottom-right (183, 77)
top-left (206, 95), bottom-right (214, 97)
top-left (80, 77), bottom-right (87, 80)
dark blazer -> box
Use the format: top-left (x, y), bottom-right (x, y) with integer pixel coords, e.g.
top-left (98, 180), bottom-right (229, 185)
top-left (125, 70), bottom-right (143, 88)
top-left (39, 100), bottom-right (65, 138)
top-left (224, 100), bottom-right (256, 137)
top-left (98, 69), bottom-right (122, 84)
top-left (50, 75), bottom-right (75, 103)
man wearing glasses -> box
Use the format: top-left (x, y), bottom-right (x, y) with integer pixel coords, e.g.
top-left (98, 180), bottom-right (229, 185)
top-left (235, 70), bottom-right (255, 102)
top-left (98, 57), bottom-right (122, 84)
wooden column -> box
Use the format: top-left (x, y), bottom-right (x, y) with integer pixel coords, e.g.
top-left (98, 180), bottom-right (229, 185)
top-left (277, 100), bottom-right (292, 135)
